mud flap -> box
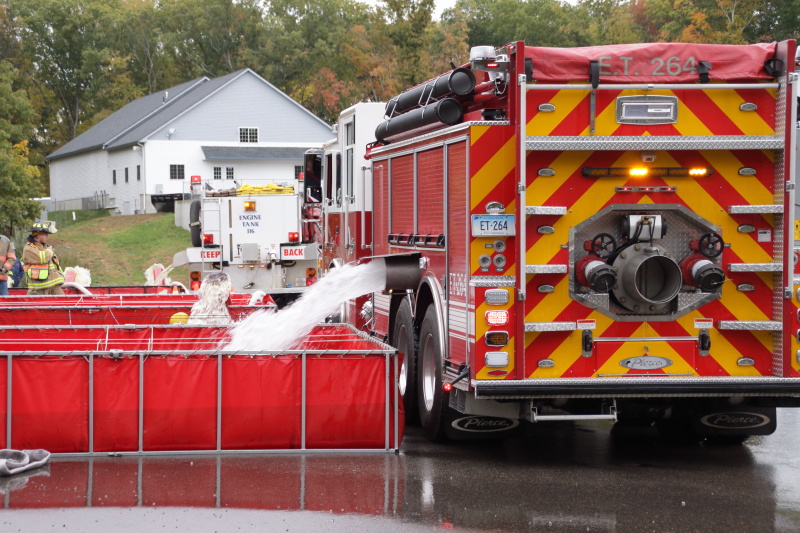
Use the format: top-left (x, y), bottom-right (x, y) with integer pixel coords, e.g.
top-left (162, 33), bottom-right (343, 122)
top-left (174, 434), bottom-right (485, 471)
top-left (692, 405), bottom-right (777, 437)
top-left (443, 409), bottom-right (522, 440)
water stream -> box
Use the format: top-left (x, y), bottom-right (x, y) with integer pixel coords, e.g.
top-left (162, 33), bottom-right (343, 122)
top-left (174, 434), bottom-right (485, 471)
top-left (222, 261), bottom-right (387, 352)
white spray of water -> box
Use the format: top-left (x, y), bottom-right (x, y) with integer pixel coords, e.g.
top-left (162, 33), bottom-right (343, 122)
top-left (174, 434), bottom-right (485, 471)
top-left (223, 261), bottom-right (387, 352)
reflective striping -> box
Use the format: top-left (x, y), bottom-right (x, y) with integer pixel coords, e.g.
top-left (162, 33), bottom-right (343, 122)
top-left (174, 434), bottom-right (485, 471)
top-left (727, 263), bottom-right (782, 272)
top-left (525, 322), bottom-right (577, 332)
top-left (471, 134), bottom-right (516, 211)
top-left (717, 321), bottom-right (782, 331)
top-left (525, 264), bottom-right (568, 274)
top-left (525, 135), bottom-right (782, 151)
top-left (515, 70), bottom-right (788, 381)
top-left (728, 205), bottom-right (784, 214)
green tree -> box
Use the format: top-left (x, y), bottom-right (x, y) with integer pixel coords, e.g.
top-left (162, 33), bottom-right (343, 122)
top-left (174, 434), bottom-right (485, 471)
top-left (11, 0), bottom-right (125, 140)
top-left (571, 0), bottom-right (644, 45)
top-left (263, 0), bottom-right (375, 121)
top-left (745, 0), bottom-right (800, 42)
top-left (454, 0), bottom-right (583, 50)
top-left (383, 0), bottom-right (435, 86)
top-left (114, 0), bottom-right (175, 93)
top-left (0, 61), bottom-right (44, 235)
top-left (158, 0), bottom-right (269, 79)
top-left (428, 4), bottom-right (470, 74)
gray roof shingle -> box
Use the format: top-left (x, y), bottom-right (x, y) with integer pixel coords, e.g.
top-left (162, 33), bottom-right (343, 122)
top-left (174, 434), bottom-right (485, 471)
top-left (201, 146), bottom-right (311, 160)
top-left (47, 77), bottom-right (207, 161)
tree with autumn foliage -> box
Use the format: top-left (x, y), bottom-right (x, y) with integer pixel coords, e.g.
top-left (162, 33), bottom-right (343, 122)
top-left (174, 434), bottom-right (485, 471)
top-left (0, 0), bottom-right (797, 202)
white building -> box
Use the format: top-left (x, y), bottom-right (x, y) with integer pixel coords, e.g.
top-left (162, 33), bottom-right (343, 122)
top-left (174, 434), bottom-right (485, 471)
top-left (47, 69), bottom-right (333, 215)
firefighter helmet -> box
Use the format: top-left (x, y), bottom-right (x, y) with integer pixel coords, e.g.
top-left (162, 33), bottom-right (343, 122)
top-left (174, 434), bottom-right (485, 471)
top-left (169, 312), bottom-right (189, 324)
top-left (30, 222), bottom-right (57, 234)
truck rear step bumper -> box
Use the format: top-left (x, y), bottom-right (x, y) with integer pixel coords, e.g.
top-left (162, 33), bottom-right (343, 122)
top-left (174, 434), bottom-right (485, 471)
top-left (473, 377), bottom-right (800, 399)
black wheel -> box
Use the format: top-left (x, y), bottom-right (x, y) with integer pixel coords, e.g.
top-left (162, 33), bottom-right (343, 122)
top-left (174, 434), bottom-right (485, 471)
top-left (655, 417), bottom-right (704, 445)
top-left (189, 200), bottom-right (202, 247)
top-left (417, 303), bottom-right (448, 441)
top-left (698, 233), bottom-right (724, 258)
top-left (591, 233), bottom-right (617, 259)
top-left (391, 297), bottom-right (418, 425)
top-left (704, 435), bottom-right (749, 446)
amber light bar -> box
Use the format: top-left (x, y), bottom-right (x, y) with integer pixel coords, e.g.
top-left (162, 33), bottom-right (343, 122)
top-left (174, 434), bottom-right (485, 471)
top-left (582, 167), bottom-right (713, 178)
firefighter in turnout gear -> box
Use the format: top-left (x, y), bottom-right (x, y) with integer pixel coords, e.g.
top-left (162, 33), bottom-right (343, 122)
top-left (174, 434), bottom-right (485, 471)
top-left (22, 222), bottom-right (65, 295)
top-left (0, 233), bottom-right (16, 296)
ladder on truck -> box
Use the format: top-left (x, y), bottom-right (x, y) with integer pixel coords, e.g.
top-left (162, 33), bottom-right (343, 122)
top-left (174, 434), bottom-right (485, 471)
top-left (198, 195), bottom-right (225, 281)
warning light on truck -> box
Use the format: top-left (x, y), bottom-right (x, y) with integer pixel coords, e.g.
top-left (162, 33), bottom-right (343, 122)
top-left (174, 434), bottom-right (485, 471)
top-left (485, 310), bottom-right (509, 326)
top-left (582, 167), bottom-right (713, 178)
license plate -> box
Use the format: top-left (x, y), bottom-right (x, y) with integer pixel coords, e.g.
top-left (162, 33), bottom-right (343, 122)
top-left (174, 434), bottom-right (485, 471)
top-left (471, 215), bottom-right (515, 237)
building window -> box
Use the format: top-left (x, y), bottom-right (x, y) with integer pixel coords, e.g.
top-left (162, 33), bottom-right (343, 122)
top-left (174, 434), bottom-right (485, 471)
top-left (137, 165), bottom-right (141, 181)
top-left (239, 127), bottom-right (258, 143)
top-left (294, 165), bottom-right (302, 179)
top-left (213, 167), bottom-right (222, 180)
top-left (125, 167), bottom-right (129, 183)
top-left (170, 164), bottom-right (185, 180)
top-left (226, 166), bottom-right (235, 180)
top-left (112, 170), bottom-right (116, 185)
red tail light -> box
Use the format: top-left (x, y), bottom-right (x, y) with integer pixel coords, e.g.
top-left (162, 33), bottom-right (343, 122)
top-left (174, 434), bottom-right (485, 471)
top-left (485, 310), bottom-right (509, 326)
top-left (202, 234), bottom-right (214, 245)
top-left (288, 232), bottom-right (300, 243)
top-left (190, 280), bottom-right (201, 291)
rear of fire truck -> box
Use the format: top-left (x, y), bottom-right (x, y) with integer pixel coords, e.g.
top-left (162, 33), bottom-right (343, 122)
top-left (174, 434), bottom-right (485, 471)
top-left (172, 176), bottom-right (319, 306)
top-left (368, 39), bottom-right (800, 443)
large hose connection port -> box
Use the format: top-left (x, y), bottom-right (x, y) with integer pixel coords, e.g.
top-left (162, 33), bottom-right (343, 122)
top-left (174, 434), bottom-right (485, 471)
top-left (570, 205), bottom-right (724, 321)
top-left (612, 246), bottom-right (683, 312)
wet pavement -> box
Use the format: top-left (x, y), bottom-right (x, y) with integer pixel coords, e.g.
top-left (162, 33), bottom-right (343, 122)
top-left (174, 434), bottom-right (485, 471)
top-left (2, 409), bottom-right (800, 532)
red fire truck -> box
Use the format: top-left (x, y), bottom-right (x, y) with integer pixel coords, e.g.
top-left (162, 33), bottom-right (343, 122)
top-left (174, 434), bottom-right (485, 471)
top-left (313, 40), bottom-right (800, 443)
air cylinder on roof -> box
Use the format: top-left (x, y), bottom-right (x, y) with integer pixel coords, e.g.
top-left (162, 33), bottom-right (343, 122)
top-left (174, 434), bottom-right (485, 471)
top-left (385, 67), bottom-right (476, 116)
top-left (375, 98), bottom-right (463, 143)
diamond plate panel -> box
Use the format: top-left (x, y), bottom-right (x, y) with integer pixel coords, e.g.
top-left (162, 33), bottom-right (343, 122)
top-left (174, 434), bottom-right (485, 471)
top-left (569, 204), bottom-right (722, 321)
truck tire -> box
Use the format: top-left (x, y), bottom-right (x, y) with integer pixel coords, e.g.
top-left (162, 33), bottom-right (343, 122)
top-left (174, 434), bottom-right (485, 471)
top-left (417, 303), bottom-right (448, 441)
top-left (189, 200), bottom-right (202, 248)
top-left (655, 417), bottom-right (704, 445)
top-left (392, 297), bottom-right (418, 425)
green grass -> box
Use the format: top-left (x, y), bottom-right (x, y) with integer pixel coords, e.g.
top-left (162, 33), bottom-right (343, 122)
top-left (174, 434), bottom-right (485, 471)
top-left (48, 209), bottom-right (111, 231)
top-left (50, 211), bottom-right (191, 287)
